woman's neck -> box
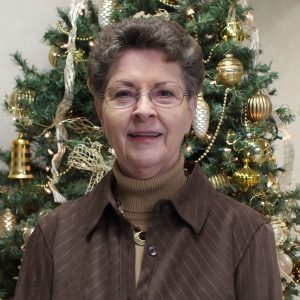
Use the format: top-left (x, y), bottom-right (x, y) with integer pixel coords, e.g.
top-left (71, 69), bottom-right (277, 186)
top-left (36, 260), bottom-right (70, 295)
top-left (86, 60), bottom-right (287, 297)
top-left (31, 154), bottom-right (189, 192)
top-left (112, 154), bottom-right (185, 214)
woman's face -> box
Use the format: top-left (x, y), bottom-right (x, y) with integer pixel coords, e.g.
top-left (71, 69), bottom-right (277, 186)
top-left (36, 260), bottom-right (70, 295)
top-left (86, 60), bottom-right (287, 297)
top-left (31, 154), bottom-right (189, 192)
top-left (95, 49), bottom-right (196, 179)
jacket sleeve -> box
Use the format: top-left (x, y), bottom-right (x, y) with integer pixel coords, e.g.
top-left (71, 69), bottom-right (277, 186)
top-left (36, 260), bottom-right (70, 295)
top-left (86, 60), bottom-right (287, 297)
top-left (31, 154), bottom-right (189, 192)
top-left (13, 224), bottom-right (53, 300)
top-left (234, 222), bottom-right (282, 300)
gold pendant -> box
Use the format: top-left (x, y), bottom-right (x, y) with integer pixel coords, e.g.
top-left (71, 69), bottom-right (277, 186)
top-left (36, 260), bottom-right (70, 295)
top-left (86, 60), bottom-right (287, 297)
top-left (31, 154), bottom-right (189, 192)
top-left (134, 231), bottom-right (146, 246)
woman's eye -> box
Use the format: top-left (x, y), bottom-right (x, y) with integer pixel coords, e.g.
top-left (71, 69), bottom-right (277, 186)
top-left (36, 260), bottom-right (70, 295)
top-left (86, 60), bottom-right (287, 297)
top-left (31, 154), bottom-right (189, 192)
top-left (156, 89), bottom-right (174, 97)
top-left (115, 90), bottom-right (135, 98)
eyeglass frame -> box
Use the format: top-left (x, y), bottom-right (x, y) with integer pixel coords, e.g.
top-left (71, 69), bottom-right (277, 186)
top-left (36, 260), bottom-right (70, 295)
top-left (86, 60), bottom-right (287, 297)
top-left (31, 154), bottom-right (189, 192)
top-left (99, 84), bottom-right (190, 109)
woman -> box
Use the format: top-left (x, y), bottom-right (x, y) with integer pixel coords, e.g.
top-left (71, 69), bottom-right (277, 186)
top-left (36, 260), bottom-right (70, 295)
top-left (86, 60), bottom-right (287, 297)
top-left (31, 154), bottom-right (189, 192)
top-left (14, 17), bottom-right (282, 299)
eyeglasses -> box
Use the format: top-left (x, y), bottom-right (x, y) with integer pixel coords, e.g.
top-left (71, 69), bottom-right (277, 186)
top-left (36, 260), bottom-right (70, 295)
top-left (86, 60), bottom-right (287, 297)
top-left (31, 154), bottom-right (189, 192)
top-left (100, 84), bottom-right (189, 109)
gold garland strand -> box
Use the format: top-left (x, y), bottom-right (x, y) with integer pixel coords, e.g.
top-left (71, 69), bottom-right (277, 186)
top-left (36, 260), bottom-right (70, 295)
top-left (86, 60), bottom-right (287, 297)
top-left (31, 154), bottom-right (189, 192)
top-left (195, 88), bottom-right (230, 163)
top-left (203, 43), bottom-right (220, 64)
top-left (56, 20), bottom-right (94, 41)
top-left (37, 166), bottom-right (71, 194)
top-left (158, 0), bottom-right (179, 8)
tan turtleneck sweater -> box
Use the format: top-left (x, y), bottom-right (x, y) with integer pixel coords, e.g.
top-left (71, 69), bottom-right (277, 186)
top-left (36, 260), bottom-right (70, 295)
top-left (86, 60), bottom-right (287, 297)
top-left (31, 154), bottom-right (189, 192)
top-left (112, 154), bottom-right (186, 286)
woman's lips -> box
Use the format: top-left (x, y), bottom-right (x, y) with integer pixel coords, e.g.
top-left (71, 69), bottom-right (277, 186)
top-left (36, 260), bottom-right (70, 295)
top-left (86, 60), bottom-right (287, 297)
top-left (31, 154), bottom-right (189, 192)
top-left (128, 131), bottom-right (163, 142)
top-left (128, 131), bottom-right (162, 137)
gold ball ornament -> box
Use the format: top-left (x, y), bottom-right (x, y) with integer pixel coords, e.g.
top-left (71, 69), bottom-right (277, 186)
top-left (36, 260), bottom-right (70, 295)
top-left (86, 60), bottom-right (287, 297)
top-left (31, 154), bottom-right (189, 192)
top-left (271, 216), bottom-right (289, 247)
top-left (209, 173), bottom-right (230, 190)
top-left (48, 46), bottom-right (61, 66)
top-left (277, 250), bottom-right (293, 277)
top-left (232, 159), bottom-right (260, 191)
top-left (221, 19), bottom-right (244, 43)
top-left (0, 208), bottom-right (16, 236)
top-left (246, 138), bottom-right (272, 164)
top-left (216, 54), bottom-right (244, 86)
top-left (247, 92), bottom-right (273, 122)
top-left (192, 93), bottom-right (210, 139)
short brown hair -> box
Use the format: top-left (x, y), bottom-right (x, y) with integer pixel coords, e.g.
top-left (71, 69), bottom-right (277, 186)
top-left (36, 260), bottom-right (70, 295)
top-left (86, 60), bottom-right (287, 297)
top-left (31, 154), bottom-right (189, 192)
top-left (88, 17), bottom-right (204, 98)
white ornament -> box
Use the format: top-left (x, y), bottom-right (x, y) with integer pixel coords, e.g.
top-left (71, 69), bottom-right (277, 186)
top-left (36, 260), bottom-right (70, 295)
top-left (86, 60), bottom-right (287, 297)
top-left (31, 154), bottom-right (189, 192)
top-left (192, 93), bottom-right (210, 139)
top-left (98, 0), bottom-right (116, 27)
top-left (277, 249), bottom-right (293, 278)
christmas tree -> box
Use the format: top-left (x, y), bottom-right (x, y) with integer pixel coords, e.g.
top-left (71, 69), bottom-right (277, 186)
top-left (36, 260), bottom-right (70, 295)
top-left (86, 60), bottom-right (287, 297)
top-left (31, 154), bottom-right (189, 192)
top-left (0, 0), bottom-right (300, 298)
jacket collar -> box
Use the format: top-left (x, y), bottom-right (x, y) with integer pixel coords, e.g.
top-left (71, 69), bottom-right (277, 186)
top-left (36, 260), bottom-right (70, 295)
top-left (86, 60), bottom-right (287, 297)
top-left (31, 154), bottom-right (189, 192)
top-left (169, 163), bottom-right (216, 234)
top-left (85, 162), bottom-right (216, 237)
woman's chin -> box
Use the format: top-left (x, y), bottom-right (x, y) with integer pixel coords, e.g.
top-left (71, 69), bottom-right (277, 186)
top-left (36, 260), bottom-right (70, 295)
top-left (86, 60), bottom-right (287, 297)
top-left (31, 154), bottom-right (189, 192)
top-left (119, 151), bottom-right (178, 178)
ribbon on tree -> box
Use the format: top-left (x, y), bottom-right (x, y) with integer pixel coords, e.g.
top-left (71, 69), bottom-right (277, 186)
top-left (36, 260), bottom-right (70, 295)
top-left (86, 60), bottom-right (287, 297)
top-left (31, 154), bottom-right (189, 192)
top-left (49, 0), bottom-right (88, 203)
top-left (68, 141), bottom-right (115, 192)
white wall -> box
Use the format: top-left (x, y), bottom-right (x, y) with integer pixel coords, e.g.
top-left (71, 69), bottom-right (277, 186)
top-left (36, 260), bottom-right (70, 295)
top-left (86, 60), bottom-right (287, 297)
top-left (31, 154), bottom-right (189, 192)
top-left (0, 0), bottom-right (71, 167)
top-left (0, 0), bottom-right (299, 185)
top-left (250, 0), bottom-right (300, 187)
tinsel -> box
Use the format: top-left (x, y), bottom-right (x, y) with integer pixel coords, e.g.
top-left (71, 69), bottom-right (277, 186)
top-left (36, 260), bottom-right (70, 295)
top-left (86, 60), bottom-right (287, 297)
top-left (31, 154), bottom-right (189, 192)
top-left (49, 0), bottom-right (88, 203)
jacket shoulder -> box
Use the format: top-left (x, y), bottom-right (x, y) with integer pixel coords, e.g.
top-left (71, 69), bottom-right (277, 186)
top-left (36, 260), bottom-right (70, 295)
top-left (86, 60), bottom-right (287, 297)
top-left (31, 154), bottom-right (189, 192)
top-left (211, 191), bottom-right (271, 263)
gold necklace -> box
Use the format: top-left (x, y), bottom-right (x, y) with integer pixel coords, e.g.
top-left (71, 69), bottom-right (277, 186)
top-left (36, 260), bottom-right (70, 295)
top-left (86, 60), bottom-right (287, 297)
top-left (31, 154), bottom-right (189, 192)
top-left (113, 169), bottom-right (189, 247)
top-left (113, 182), bottom-right (147, 246)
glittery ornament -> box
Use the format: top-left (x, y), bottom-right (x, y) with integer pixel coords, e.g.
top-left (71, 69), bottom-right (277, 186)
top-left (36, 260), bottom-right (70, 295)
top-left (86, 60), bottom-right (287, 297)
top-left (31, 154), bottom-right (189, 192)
top-left (74, 48), bottom-right (85, 63)
top-left (209, 173), bottom-right (230, 190)
top-left (277, 250), bottom-right (293, 277)
top-left (8, 89), bottom-right (35, 123)
top-left (271, 216), bottom-right (289, 246)
top-left (216, 54), bottom-right (244, 86)
top-left (221, 19), bottom-right (244, 43)
top-left (247, 92), bottom-right (272, 122)
top-left (246, 138), bottom-right (272, 164)
top-left (48, 46), bottom-right (61, 66)
top-left (192, 93), bottom-right (210, 139)
top-left (98, 0), bottom-right (116, 28)
top-left (0, 209), bottom-right (16, 236)
top-left (232, 159), bottom-right (259, 191)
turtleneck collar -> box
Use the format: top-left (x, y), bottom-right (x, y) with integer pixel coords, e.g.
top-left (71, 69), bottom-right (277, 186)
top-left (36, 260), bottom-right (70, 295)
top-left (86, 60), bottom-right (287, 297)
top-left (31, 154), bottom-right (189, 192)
top-left (112, 154), bottom-right (185, 214)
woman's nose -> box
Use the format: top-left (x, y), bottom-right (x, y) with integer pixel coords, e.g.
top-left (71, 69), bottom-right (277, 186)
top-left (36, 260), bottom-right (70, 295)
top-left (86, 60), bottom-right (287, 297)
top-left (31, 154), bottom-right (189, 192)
top-left (131, 93), bottom-right (157, 121)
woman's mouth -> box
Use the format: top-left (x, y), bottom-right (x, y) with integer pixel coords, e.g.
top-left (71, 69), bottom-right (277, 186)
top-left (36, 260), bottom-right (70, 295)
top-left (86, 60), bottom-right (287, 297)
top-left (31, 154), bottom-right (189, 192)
top-left (128, 131), bottom-right (163, 143)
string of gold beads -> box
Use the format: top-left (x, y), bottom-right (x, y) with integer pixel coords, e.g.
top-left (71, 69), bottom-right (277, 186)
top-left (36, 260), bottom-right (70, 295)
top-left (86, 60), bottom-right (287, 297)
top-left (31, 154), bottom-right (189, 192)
top-left (56, 21), bottom-right (94, 41)
top-left (196, 87), bottom-right (230, 163)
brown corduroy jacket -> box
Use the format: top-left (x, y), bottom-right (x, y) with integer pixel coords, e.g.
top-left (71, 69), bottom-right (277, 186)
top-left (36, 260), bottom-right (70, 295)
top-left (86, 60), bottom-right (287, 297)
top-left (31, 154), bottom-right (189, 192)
top-left (14, 163), bottom-right (282, 300)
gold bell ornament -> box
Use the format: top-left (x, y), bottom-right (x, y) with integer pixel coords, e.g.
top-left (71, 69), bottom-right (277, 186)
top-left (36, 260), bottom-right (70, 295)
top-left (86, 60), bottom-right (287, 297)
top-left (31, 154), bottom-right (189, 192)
top-left (247, 91), bottom-right (273, 122)
top-left (232, 159), bottom-right (260, 191)
top-left (221, 19), bottom-right (244, 43)
top-left (192, 93), bottom-right (210, 139)
top-left (0, 208), bottom-right (16, 237)
top-left (8, 133), bottom-right (33, 179)
top-left (216, 54), bottom-right (244, 86)
top-left (98, 0), bottom-right (117, 27)
top-left (246, 137), bottom-right (272, 165)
